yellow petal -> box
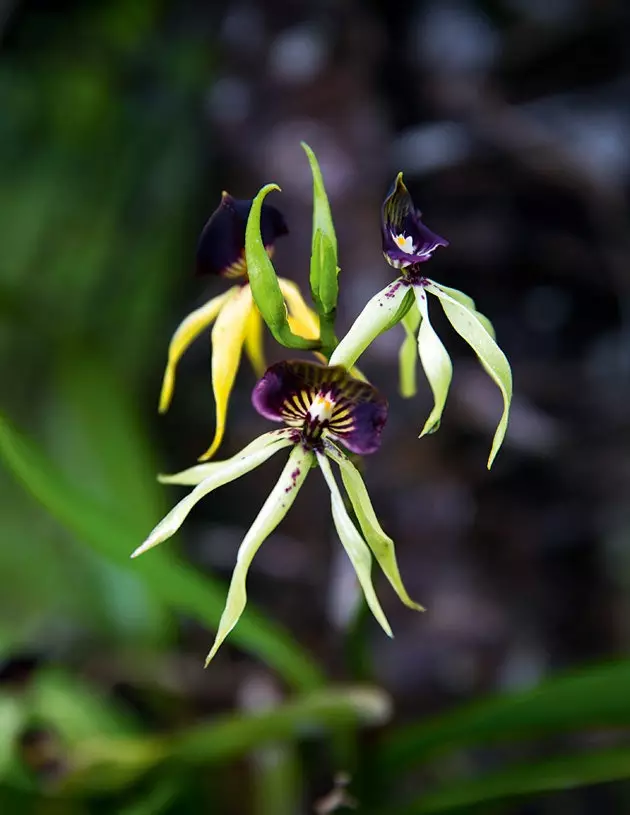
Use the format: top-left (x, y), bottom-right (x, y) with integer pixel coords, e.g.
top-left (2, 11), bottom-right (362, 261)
top-left (243, 299), bottom-right (266, 377)
top-left (278, 278), bottom-right (320, 340)
top-left (159, 289), bottom-right (235, 414)
top-left (198, 286), bottom-right (253, 461)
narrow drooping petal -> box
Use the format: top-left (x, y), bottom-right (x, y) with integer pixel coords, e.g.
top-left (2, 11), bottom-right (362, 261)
top-left (382, 173), bottom-right (448, 269)
top-left (252, 361), bottom-right (388, 455)
top-left (329, 281), bottom-right (412, 370)
top-left (243, 301), bottom-right (266, 377)
top-left (131, 435), bottom-right (292, 558)
top-left (158, 430), bottom-right (293, 486)
top-left (317, 454), bottom-right (393, 637)
top-left (205, 445), bottom-right (313, 665)
top-left (414, 286), bottom-right (453, 437)
top-left (198, 286), bottom-right (254, 462)
top-left (426, 282), bottom-right (512, 468)
top-left (158, 289), bottom-right (236, 414)
top-left (325, 443), bottom-right (423, 612)
top-left (433, 282), bottom-right (496, 338)
top-left (399, 304), bottom-right (421, 398)
top-left (278, 277), bottom-right (320, 340)
top-left (196, 192), bottom-right (288, 279)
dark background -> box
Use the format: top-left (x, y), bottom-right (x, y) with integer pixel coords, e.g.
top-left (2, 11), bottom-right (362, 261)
top-left (1, 1), bottom-right (629, 813)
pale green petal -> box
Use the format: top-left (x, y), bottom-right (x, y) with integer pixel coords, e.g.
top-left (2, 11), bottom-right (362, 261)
top-left (205, 445), bottom-right (313, 665)
top-left (415, 286), bottom-right (453, 437)
top-left (399, 304), bottom-right (421, 398)
top-left (158, 431), bottom-right (294, 486)
top-left (427, 282), bottom-right (512, 468)
top-left (326, 446), bottom-right (424, 612)
top-left (131, 436), bottom-right (290, 558)
top-left (434, 283), bottom-right (496, 339)
top-left (329, 281), bottom-right (411, 370)
top-left (317, 454), bottom-right (393, 638)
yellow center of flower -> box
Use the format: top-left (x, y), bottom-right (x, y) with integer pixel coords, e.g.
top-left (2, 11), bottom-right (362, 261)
top-left (393, 233), bottom-right (415, 254)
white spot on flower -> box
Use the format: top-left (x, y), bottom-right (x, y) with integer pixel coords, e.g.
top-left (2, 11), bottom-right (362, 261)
top-left (393, 232), bottom-right (416, 254)
top-left (308, 391), bottom-right (335, 423)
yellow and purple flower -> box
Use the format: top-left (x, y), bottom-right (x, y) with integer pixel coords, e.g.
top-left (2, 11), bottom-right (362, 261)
top-left (134, 360), bottom-right (422, 665)
top-left (159, 192), bottom-right (319, 461)
top-left (330, 173), bottom-right (512, 468)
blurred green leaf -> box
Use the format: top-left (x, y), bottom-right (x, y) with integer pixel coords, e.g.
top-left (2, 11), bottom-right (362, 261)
top-left (246, 185), bottom-right (320, 351)
top-left (390, 748), bottom-right (630, 814)
top-left (171, 684), bottom-right (391, 764)
top-left (381, 660), bottom-right (630, 776)
top-left (51, 685), bottom-right (390, 795)
top-left (0, 412), bottom-right (324, 690)
top-left (30, 669), bottom-right (140, 742)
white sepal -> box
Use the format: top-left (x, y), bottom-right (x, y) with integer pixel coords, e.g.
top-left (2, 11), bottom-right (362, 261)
top-left (329, 280), bottom-right (408, 370)
top-left (131, 433), bottom-right (292, 558)
top-left (158, 430), bottom-right (293, 486)
top-left (205, 445), bottom-right (313, 665)
top-left (317, 453), bottom-right (393, 638)
top-left (325, 444), bottom-right (423, 612)
top-left (427, 281), bottom-right (512, 468)
top-left (415, 285), bottom-right (453, 437)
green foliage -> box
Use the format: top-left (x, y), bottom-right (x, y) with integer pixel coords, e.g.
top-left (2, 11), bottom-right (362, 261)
top-left (0, 410), bottom-right (324, 690)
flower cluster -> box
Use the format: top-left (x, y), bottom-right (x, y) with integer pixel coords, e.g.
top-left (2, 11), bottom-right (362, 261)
top-left (135, 144), bottom-right (512, 665)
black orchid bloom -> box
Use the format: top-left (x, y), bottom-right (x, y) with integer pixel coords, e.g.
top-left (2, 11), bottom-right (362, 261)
top-left (196, 191), bottom-right (289, 278)
top-left (135, 360), bottom-right (422, 665)
top-left (381, 173), bottom-right (448, 270)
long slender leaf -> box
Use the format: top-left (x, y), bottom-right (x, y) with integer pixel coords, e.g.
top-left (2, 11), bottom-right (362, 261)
top-left (381, 660), bottom-right (630, 776)
top-left (0, 412), bottom-right (324, 690)
top-left (390, 748), bottom-right (630, 814)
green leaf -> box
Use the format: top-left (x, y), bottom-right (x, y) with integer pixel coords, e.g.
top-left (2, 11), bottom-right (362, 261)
top-left (317, 454), bottom-right (392, 638)
top-left (172, 685), bottom-right (391, 763)
top-left (301, 142), bottom-right (338, 319)
top-left (204, 446), bottom-right (313, 666)
top-left (399, 304), bottom-right (421, 398)
top-left (326, 446), bottom-right (423, 613)
top-left (415, 287), bottom-right (453, 437)
top-left (427, 282), bottom-right (512, 468)
top-left (245, 184), bottom-right (319, 351)
top-left (56, 684), bottom-right (391, 792)
top-left (390, 748), bottom-right (630, 814)
top-left (380, 660), bottom-right (630, 775)
top-left (0, 412), bottom-right (324, 690)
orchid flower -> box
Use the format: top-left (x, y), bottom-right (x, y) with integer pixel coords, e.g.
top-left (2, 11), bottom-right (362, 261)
top-left (329, 173), bottom-right (512, 468)
top-left (134, 360), bottom-right (422, 666)
top-left (159, 192), bottom-right (320, 461)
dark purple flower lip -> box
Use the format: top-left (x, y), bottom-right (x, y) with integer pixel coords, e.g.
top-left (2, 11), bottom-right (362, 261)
top-left (196, 191), bottom-right (289, 278)
top-left (252, 360), bottom-right (388, 455)
top-left (381, 172), bottom-right (448, 269)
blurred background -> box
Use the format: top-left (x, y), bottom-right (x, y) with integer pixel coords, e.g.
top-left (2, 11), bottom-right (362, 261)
top-left (1, 0), bottom-right (630, 813)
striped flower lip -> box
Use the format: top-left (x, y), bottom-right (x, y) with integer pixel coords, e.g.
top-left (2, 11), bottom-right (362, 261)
top-left (381, 173), bottom-right (448, 270)
top-left (252, 361), bottom-right (388, 455)
top-left (196, 192), bottom-right (288, 279)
